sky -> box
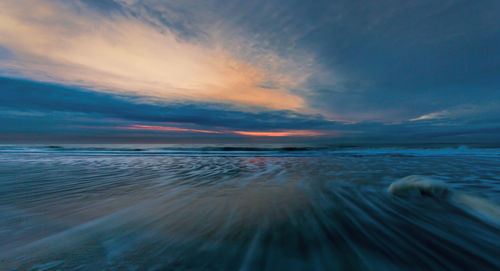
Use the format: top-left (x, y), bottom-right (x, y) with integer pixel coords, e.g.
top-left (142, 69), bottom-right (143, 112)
top-left (0, 0), bottom-right (499, 143)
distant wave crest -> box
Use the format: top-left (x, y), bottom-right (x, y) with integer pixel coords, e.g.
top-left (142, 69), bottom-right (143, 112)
top-left (2, 144), bottom-right (500, 157)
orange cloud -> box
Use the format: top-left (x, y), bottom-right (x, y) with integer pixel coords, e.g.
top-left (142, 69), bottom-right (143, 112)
top-left (124, 124), bottom-right (324, 137)
top-left (232, 130), bottom-right (324, 137)
top-left (0, 0), bottom-right (308, 111)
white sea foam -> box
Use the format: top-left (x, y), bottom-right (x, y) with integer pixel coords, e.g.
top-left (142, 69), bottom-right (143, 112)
top-left (389, 175), bottom-right (500, 226)
top-left (388, 175), bottom-right (451, 197)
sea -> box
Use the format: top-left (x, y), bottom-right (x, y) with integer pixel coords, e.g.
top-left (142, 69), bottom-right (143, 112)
top-left (0, 144), bottom-right (499, 270)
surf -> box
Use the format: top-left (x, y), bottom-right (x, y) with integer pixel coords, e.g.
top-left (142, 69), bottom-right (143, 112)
top-left (389, 175), bottom-right (500, 226)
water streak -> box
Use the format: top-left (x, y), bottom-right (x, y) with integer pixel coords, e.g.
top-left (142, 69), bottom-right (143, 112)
top-left (0, 146), bottom-right (499, 270)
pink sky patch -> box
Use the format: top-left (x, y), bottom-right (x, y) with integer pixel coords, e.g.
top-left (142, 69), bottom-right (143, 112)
top-left (125, 125), bottom-right (325, 137)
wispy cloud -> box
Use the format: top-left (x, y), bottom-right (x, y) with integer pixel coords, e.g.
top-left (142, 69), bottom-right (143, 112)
top-left (410, 111), bottom-right (449, 121)
top-left (0, 0), bottom-right (310, 111)
top-left (409, 103), bottom-right (498, 123)
top-left (1, 0), bottom-right (499, 142)
top-left (127, 124), bottom-right (222, 134)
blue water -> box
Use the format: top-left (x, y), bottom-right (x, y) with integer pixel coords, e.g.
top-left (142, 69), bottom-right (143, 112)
top-left (0, 144), bottom-right (499, 270)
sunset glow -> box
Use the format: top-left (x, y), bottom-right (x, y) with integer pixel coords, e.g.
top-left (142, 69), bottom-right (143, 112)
top-left (0, 0), bottom-right (308, 111)
top-left (232, 130), bottom-right (324, 137)
top-left (124, 125), bottom-right (324, 137)
top-left (0, 0), bottom-right (498, 142)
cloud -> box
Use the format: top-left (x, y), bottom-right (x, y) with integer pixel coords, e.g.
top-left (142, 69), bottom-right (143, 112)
top-left (126, 124), bottom-right (222, 134)
top-left (0, 77), bottom-right (332, 131)
top-left (1, 0), bottom-right (499, 142)
top-left (410, 111), bottom-right (449, 121)
top-left (232, 130), bottom-right (325, 137)
top-left (0, 0), bottom-right (311, 111)
top-left (409, 103), bottom-right (500, 123)
top-left (1, 77), bottom-right (499, 142)
top-left (125, 124), bottom-right (326, 137)
top-left (290, 0), bottom-right (500, 122)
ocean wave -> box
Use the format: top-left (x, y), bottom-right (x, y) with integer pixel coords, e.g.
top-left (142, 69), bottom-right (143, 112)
top-left (1, 153), bottom-right (499, 269)
top-left (388, 175), bottom-right (452, 198)
top-left (389, 175), bottom-right (500, 226)
top-left (1, 144), bottom-right (500, 157)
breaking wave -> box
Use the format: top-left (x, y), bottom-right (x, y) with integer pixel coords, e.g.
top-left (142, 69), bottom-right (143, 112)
top-left (389, 175), bottom-right (500, 225)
